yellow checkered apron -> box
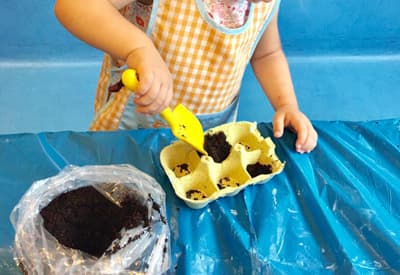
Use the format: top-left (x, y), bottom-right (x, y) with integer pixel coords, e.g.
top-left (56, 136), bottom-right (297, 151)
top-left (91, 0), bottom-right (279, 131)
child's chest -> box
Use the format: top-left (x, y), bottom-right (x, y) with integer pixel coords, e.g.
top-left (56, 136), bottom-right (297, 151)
top-left (125, 0), bottom-right (251, 32)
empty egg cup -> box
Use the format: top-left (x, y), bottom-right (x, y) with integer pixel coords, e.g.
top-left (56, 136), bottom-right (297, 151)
top-left (160, 121), bottom-right (285, 209)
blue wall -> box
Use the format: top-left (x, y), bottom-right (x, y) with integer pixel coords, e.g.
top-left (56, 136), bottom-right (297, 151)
top-left (279, 0), bottom-right (400, 54)
top-left (0, 0), bottom-right (101, 60)
top-left (0, 0), bottom-right (399, 134)
top-left (239, 0), bottom-right (400, 123)
top-left (1, 0), bottom-right (399, 59)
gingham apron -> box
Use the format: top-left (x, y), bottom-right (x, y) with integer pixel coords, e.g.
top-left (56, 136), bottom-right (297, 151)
top-left (90, 0), bottom-right (280, 131)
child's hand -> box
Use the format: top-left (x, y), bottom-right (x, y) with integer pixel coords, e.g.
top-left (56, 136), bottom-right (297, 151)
top-left (272, 104), bottom-right (318, 153)
top-left (126, 46), bottom-right (173, 115)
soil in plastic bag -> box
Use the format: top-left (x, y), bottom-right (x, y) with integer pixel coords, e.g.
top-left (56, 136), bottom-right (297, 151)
top-left (40, 185), bottom-right (150, 258)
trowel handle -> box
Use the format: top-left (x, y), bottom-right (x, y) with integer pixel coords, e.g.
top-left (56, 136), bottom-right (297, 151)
top-left (121, 69), bottom-right (172, 120)
top-left (160, 107), bottom-right (174, 123)
top-left (121, 69), bottom-right (140, 91)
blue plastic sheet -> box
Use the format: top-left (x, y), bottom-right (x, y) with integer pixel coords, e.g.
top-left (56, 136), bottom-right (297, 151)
top-left (1, 119), bottom-right (400, 274)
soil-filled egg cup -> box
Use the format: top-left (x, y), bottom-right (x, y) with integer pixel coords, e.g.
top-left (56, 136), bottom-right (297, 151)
top-left (160, 121), bottom-right (285, 209)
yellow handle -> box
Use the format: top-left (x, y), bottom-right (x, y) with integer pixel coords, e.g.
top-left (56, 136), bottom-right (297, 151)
top-left (122, 69), bottom-right (172, 120)
top-left (160, 107), bottom-right (173, 122)
top-left (121, 69), bottom-right (139, 91)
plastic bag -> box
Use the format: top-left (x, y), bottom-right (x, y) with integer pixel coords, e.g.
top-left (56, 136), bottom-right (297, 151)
top-left (10, 164), bottom-right (170, 275)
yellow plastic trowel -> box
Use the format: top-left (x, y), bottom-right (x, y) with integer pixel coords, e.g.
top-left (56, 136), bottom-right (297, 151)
top-left (122, 69), bottom-right (207, 155)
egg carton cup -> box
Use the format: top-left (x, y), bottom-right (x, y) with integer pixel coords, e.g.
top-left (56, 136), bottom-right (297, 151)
top-left (160, 121), bottom-right (285, 209)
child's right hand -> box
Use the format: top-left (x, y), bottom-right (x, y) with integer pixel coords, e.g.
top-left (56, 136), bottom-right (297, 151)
top-left (126, 46), bottom-right (173, 115)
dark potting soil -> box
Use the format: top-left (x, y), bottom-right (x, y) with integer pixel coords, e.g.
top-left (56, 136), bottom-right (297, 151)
top-left (174, 163), bottom-right (190, 173)
top-left (217, 176), bottom-right (241, 189)
top-left (185, 189), bottom-right (207, 200)
top-left (203, 131), bottom-right (231, 163)
top-left (246, 162), bottom-right (273, 177)
top-left (40, 185), bottom-right (151, 258)
top-left (172, 163), bottom-right (191, 177)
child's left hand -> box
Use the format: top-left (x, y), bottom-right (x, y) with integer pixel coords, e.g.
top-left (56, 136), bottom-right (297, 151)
top-left (272, 104), bottom-right (318, 153)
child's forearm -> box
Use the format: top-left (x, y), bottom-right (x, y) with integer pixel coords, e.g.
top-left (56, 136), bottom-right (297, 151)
top-left (251, 48), bottom-right (299, 111)
top-left (54, 0), bottom-right (153, 60)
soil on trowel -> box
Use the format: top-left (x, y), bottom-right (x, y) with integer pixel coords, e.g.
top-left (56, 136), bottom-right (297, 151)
top-left (246, 162), bottom-right (272, 177)
top-left (203, 131), bottom-right (232, 163)
top-left (40, 185), bottom-right (150, 258)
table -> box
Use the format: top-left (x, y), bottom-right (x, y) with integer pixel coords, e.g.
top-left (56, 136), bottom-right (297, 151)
top-left (1, 119), bottom-right (399, 274)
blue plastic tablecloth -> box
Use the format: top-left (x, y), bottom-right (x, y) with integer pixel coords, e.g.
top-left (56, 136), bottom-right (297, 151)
top-left (1, 119), bottom-right (399, 274)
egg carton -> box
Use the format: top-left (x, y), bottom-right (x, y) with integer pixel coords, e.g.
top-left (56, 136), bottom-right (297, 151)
top-left (160, 121), bottom-right (285, 209)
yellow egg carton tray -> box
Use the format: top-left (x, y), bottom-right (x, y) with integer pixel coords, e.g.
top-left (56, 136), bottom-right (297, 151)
top-left (160, 121), bottom-right (285, 209)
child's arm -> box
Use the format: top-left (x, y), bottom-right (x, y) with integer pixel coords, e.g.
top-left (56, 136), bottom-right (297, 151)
top-left (250, 12), bottom-right (318, 153)
top-left (54, 0), bottom-right (173, 114)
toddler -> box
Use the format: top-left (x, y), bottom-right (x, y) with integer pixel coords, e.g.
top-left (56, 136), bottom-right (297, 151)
top-left (54, 0), bottom-right (318, 153)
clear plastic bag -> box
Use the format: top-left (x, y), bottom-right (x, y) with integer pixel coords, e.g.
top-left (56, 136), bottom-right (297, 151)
top-left (10, 164), bottom-right (170, 275)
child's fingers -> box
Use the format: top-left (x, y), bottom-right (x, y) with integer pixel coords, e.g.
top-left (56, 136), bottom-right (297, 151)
top-left (273, 108), bottom-right (318, 153)
top-left (135, 78), bottom-right (159, 103)
top-left (272, 112), bottom-right (285, 138)
top-left (302, 127), bottom-right (318, 152)
top-left (294, 122), bottom-right (308, 153)
top-left (133, 68), bottom-right (173, 114)
top-left (135, 80), bottom-right (171, 114)
top-left (296, 123), bottom-right (318, 153)
top-left (150, 82), bottom-right (172, 114)
top-left (133, 70), bottom-right (154, 96)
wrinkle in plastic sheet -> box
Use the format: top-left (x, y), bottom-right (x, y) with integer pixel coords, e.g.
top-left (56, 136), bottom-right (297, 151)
top-left (169, 121), bottom-right (400, 274)
top-left (278, 120), bottom-right (400, 273)
top-left (2, 120), bottom-right (400, 274)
